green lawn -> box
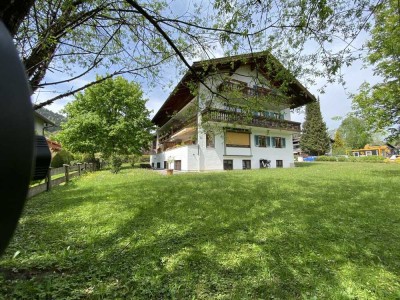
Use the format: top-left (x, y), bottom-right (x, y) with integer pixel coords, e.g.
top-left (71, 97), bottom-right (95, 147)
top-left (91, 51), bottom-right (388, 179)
top-left (1, 163), bottom-right (399, 299)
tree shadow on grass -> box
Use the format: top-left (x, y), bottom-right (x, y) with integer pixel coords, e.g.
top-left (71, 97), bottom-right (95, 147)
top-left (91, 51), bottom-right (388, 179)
top-left (2, 168), bottom-right (400, 298)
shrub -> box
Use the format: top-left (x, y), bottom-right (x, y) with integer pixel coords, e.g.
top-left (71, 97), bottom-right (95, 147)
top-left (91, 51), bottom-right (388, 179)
top-left (316, 156), bottom-right (336, 162)
top-left (51, 150), bottom-right (74, 168)
top-left (139, 163), bottom-right (152, 169)
top-left (358, 156), bottom-right (385, 163)
top-left (127, 154), bottom-right (141, 168)
top-left (336, 156), bottom-right (347, 162)
top-left (348, 156), bottom-right (360, 162)
top-left (110, 155), bottom-right (123, 174)
top-left (140, 155), bottom-right (150, 163)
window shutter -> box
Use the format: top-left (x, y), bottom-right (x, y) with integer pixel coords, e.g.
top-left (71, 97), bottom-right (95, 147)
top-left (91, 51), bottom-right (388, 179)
top-left (272, 137), bottom-right (276, 147)
top-left (282, 138), bottom-right (286, 148)
top-left (267, 136), bottom-right (271, 147)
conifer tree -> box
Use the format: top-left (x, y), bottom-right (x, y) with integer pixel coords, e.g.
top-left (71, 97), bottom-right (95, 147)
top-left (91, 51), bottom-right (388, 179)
top-left (300, 99), bottom-right (330, 156)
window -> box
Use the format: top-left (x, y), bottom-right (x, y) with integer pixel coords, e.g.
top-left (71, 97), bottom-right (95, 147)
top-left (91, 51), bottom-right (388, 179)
top-left (151, 162), bottom-right (154, 168)
top-left (276, 160), bottom-right (283, 168)
top-left (260, 159), bottom-right (271, 168)
top-left (226, 131), bottom-right (250, 148)
top-left (354, 152), bottom-right (360, 157)
top-left (219, 79), bottom-right (247, 93)
top-left (156, 162), bottom-right (160, 169)
top-left (366, 151), bottom-right (373, 156)
top-left (242, 160), bottom-right (251, 169)
top-left (206, 132), bottom-right (215, 148)
top-left (223, 159), bottom-right (233, 170)
top-left (255, 135), bottom-right (267, 147)
top-left (164, 161), bottom-right (167, 169)
top-left (271, 137), bottom-right (286, 148)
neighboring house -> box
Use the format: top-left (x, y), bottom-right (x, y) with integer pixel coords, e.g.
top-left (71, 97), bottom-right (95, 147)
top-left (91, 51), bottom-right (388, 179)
top-left (34, 111), bottom-right (61, 156)
top-left (34, 111), bottom-right (55, 135)
top-left (46, 139), bottom-right (62, 157)
top-left (150, 52), bottom-right (315, 171)
top-left (348, 144), bottom-right (398, 158)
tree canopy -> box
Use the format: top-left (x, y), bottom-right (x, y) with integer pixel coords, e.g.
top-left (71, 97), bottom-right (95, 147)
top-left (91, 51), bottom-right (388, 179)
top-left (300, 99), bottom-right (330, 156)
top-left (58, 76), bottom-right (153, 157)
top-left (337, 115), bottom-right (372, 149)
top-left (352, 0), bottom-right (400, 141)
top-left (332, 130), bottom-right (346, 155)
top-left (0, 0), bottom-right (381, 109)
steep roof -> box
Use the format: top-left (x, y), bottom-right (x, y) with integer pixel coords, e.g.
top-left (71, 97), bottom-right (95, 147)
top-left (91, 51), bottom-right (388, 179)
top-left (152, 51), bottom-right (316, 127)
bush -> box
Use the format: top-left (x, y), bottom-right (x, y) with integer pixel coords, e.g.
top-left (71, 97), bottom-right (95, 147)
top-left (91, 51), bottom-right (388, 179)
top-left (110, 155), bottom-right (123, 174)
top-left (140, 155), bottom-right (150, 163)
top-left (126, 154), bottom-right (141, 168)
top-left (316, 156), bottom-right (337, 162)
top-left (51, 150), bottom-right (74, 168)
top-left (358, 156), bottom-right (386, 163)
top-left (314, 155), bottom-right (386, 163)
top-left (139, 163), bottom-right (152, 169)
top-left (336, 156), bottom-right (347, 162)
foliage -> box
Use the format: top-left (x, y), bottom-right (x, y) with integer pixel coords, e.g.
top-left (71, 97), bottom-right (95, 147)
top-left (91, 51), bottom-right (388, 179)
top-left (127, 154), bottom-right (141, 168)
top-left (358, 155), bottom-right (386, 163)
top-left (316, 155), bottom-right (385, 163)
top-left (352, 0), bottom-right (400, 141)
top-left (1, 163), bottom-right (399, 298)
top-left (315, 155), bottom-right (337, 162)
top-left (0, 0), bottom-right (381, 109)
top-left (300, 99), bottom-right (330, 155)
top-left (109, 154), bottom-right (123, 174)
top-left (332, 130), bottom-right (346, 155)
top-left (58, 76), bottom-right (153, 157)
top-left (50, 149), bottom-right (74, 168)
top-left (337, 115), bottom-right (372, 149)
top-left (73, 153), bottom-right (97, 163)
top-left (167, 156), bottom-right (175, 170)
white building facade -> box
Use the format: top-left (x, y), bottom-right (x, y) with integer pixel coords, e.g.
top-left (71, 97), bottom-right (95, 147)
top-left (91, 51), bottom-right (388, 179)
top-left (150, 52), bottom-right (315, 171)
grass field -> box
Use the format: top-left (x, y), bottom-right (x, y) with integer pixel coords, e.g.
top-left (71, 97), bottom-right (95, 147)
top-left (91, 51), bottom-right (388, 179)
top-left (0, 162), bottom-right (399, 299)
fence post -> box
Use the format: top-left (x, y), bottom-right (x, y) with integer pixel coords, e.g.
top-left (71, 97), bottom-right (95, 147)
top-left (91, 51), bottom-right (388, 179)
top-left (77, 163), bottom-right (82, 176)
top-left (64, 164), bottom-right (70, 183)
top-left (84, 162), bottom-right (87, 172)
top-left (46, 167), bottom-right (52, 191)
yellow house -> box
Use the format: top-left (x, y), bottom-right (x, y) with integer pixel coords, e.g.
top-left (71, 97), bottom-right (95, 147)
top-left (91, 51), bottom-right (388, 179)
top-left (348, 144), bottom-right (395, 158)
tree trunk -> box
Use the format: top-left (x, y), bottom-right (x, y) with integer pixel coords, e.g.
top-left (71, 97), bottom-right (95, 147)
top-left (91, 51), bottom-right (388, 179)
top-left (0, 0), bottom-right (35, 37)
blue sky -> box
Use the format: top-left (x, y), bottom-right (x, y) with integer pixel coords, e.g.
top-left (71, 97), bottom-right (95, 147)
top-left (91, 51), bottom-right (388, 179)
top-left (32, 1), bottom-right (380, 131)
top-left (35, 55), bottom-right (379, 131)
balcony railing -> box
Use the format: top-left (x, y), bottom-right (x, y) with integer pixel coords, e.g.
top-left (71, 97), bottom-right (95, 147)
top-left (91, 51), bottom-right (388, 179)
top-left (202, 108), bottom-right (301, 132)
top-left (218, 81), bottom-right (272, 97)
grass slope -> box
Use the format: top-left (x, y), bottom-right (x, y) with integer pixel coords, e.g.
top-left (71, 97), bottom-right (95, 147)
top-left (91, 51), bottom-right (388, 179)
top-left (1, 163), bottom-right (399, 299)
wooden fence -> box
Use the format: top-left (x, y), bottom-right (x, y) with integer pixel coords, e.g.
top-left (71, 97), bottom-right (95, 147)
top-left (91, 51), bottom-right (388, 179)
top-left (28, 162), bottom-right (97, 198)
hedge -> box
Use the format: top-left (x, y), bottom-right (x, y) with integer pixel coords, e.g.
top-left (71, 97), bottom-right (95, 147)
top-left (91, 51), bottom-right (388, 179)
top-left (315, 155), bottom-right (386, 163)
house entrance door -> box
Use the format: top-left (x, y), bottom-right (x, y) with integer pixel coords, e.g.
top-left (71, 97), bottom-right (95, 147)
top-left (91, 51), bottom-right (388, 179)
top-left (174, 160), bottom-right (181, 170)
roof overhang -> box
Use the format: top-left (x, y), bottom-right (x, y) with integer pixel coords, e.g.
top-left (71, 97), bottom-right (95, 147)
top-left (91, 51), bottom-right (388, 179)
top-left (34, 111), bottom-right (55, 126)
top-left (152, 51), bottom-right (316, 127)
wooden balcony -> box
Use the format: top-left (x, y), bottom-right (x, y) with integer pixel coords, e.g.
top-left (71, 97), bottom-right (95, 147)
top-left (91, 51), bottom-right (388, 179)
top-left (218, 81), bottom-right (272, 97)
top-left (202, 108), bottom-right (301, 132)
